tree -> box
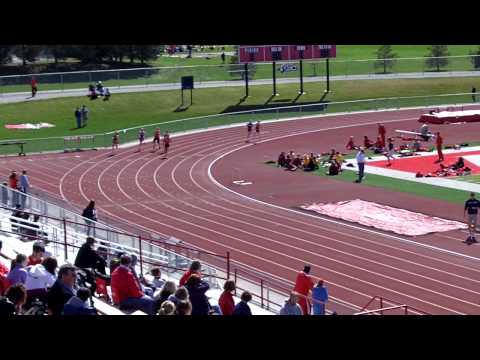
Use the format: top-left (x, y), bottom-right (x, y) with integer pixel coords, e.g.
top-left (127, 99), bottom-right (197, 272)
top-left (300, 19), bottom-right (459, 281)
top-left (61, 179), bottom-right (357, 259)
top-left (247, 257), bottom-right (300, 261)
top-left (374, 45), bottom-right (397, 74)
top-left (469, 47), bottom-right (480, 70)
top-left (44, 45), bottom-right (75, 64)
top-left (0, 45), bottom-right (13, 65)
top-left (133, 45), bottom-right (161, 65)
top-left (425, 45), bottom-right (450, 72)
top-left (13, 45), bottom-right (42, 66)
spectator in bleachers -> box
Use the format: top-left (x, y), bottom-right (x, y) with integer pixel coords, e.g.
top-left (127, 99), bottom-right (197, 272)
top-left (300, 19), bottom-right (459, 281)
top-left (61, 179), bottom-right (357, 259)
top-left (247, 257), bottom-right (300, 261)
top-left (150, 268), bottom-right (165, 289)
top-left (129, 255), bottom-right (155, 297)
top-left (185, 274), bottom-right (211, 315)
top-left (232, 291), bottom-right (252, 316)
top-left (25, 256), bottom-right (57, 305)
top-left (47, 264), bottom-right (77, 316)
top-left (179, 260), bottom-right (202, 286)
top-left (294, 265), bottom-right (314, 316)
top-left (167, 286), bottom-right (189, 307)
top-left (0, 283), bottom-right (27, 315)
top-left (27, 242), bottom-right (45, 266)
top-left (176, 300), bottom-right (192, 315)
top-left (312, 279), bottom-right (329, 315)
top-left (158, 300), bottom-right (176, 315)
top-left (0, 240), bottom-right (8, 275)
top-left (62, 287), bottom-right (97, 316)
top-left (155, 280), bottom-right (177, 312)
top-left (7, 254), bottom-right (28, 286)
top-left (280, 292), bottom-right (303, 315)
top-left (111, 254), bottom-right (155, 315)
top-left (75, 237), bottom-right (107, 275)
top-left (218, 280), bottom-right (236, 316)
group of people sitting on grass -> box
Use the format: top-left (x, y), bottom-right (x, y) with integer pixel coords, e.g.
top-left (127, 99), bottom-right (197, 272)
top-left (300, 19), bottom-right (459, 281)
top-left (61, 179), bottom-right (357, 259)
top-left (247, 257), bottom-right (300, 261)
top-left (87, 81), bottom-right (111, 101)
top-left (276, 149), bottom-right (346, 176)
top-left (277, 151), bottom-right (320, 172)
top-left (416, 157), bottom-right (472, 178)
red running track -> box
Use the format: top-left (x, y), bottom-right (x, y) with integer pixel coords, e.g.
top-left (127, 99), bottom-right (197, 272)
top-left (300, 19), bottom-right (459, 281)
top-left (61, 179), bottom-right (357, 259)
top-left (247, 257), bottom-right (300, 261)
top-left (4, 107), bottom-right (480, 314)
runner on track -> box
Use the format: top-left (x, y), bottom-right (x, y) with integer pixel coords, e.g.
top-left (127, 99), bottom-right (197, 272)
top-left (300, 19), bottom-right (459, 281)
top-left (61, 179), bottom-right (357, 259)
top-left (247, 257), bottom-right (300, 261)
top-left (254, 121), bottom-right (261, 144)
top-left (246, 121), bottom-right (253, 143)
top-left (138, 128), bottom-right (146, 151)
top-left (163, 131), bottom-right (171, 156)
top-left (112, 131), bottom-right (120, 154)
top-left (153, 128), bottom-right (161, 151)
top-left (435, 132), bottom-right (444, 163)
top-left (464, 192), bottom-right (480, 244)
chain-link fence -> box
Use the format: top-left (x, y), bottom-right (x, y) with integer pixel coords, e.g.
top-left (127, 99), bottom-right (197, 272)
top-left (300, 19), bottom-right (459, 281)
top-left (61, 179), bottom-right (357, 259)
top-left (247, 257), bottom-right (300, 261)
top-left (1, 55), bottom-right (479, 96)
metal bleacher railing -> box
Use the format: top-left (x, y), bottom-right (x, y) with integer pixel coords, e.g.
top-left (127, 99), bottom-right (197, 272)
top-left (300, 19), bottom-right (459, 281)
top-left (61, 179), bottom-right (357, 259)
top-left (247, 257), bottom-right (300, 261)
top-left (0, 91), bottom-right (479, 156)
top-left (0, 184), bottom-right (363, 314)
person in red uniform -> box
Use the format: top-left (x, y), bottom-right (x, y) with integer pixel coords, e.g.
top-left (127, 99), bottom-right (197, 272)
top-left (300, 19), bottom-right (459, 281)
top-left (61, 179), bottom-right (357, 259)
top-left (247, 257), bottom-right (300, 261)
top-left (152, 128), bottom-right (161, 151)
top-left (163, 131), bottom-right (171, 156)
top-left (378, 123), bottom-right (386, 147)
top-left (435, 132), bottom-right (444, 162)
top-left (293, 265), bottom-right (315, 315)
top-left (31, 77), bottom-right (38, 98)
top-left (346, 136), bottom-right (356, 150)
top-left (363, 135), bottom-right (373, 149)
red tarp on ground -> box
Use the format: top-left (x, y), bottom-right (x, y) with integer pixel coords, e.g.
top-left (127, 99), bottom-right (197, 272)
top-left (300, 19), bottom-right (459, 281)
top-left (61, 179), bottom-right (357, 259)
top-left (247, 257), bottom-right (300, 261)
top-left (301, 199), bottom-right (467, 236)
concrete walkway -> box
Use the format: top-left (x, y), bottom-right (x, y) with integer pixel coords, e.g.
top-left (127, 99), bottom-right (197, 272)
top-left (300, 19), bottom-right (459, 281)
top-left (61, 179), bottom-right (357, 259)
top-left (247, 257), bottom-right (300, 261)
top-left (2, 70), bottom-right (480, 104)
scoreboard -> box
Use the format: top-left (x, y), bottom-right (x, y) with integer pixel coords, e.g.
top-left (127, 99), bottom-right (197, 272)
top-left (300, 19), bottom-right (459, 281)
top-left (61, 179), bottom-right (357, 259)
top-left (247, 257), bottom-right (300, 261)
top-left (238, 45), bottom-right (336, 63)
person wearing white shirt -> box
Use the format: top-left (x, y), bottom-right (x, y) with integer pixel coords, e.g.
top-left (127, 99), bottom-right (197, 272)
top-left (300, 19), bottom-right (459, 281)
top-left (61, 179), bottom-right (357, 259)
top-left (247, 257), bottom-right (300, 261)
top-left (25, 257), bottom-right (58, 304)
top-left (354, 148), bottom-right (366, 183)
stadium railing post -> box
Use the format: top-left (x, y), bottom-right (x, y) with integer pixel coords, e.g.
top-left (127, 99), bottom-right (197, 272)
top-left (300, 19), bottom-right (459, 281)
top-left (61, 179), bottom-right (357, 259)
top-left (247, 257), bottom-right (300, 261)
top-left (63, 218), bottom-right (68, 261)
top-left (138, 235), bottom-right (144, 276)
top-left (226, 251), bottom-right (230, 279)
top-left (234, 269), bottom-right (237, 296)
top-left (260, 279), bottom-right (264, 308)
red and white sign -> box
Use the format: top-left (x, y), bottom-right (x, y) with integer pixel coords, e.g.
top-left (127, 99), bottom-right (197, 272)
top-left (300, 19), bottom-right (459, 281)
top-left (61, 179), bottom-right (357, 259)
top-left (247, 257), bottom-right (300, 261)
top-left (238, 45), bottom-right (336, 63)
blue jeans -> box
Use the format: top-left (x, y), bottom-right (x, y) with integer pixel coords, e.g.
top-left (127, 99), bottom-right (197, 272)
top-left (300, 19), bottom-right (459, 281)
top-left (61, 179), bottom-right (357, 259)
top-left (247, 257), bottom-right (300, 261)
top-left (121, 295), bottom-right (155, 315)
top-left (357, 162), bottom-right (365, 182)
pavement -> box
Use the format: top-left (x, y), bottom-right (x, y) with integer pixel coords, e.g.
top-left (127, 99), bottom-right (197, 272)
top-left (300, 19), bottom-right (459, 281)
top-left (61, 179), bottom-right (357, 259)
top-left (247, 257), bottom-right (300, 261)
top-left (2, 70), bottom-right (480, 104)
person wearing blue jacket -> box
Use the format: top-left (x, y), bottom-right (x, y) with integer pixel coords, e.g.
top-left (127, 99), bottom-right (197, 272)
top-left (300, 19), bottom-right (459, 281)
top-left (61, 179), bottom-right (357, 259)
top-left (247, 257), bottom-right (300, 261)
top-left (63, 287), bottom-right (97, 315)
top-left (184, 274), bottom-right (211, 315)
top-left (312, 280), bottom-right (329, 315)
top-left (233, 291), bottom-right (253, 316)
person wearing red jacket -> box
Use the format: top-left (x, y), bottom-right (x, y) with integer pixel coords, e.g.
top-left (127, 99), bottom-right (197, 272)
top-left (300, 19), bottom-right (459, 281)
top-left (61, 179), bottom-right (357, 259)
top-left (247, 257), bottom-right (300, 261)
top-left (31, 77), bottom-right (38, 98)
top-left (378, 123), bottom-right (386, 148)
top-left (111, 254), bottom-right (155, 314)
top-left (435, 132), bottom-right (444, 162)
top-left (346, 136), bottom-right (356, 150)
top-left (218, 280), bottom-right (236, 315)
top-left (293, 265), bottom-right (315, 316)
top-left (179, 260), bottom-right (202, 287)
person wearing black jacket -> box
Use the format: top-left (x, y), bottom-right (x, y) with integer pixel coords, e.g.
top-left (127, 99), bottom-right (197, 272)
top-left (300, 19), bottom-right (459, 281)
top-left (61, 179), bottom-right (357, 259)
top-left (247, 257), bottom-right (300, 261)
top-left (74, 237), bottom-right (108, 295)
top-left (82, 200), bottom-right (97, 237)
top-left (184, 274), bottom-right (211, 315)
top-left (46, 265), bottom-right (77, 316)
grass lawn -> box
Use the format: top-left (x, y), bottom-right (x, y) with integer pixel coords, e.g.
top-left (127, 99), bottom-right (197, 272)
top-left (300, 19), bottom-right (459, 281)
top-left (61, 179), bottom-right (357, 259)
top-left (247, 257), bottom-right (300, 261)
top-left (0, 76), bottom-right (479, 154)
top-left (1, 45), bottom-right (479, 95)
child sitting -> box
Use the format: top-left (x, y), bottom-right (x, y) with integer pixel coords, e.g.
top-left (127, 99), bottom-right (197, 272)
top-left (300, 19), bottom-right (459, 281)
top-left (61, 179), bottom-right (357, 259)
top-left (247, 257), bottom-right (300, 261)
top-left (277, 152), bottom-right (287, 167)
top-left (346, 136), bottom-right (355, 150)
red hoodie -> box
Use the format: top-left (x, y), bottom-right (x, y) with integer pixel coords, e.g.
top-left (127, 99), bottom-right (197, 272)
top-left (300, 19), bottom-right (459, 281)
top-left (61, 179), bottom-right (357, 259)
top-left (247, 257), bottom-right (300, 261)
top-left (218, 291), bottom-right (235, 315)
top-left (111, 266), bottom-right (143, 304)
top-left (179, 270), bottom-right (201, 287)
